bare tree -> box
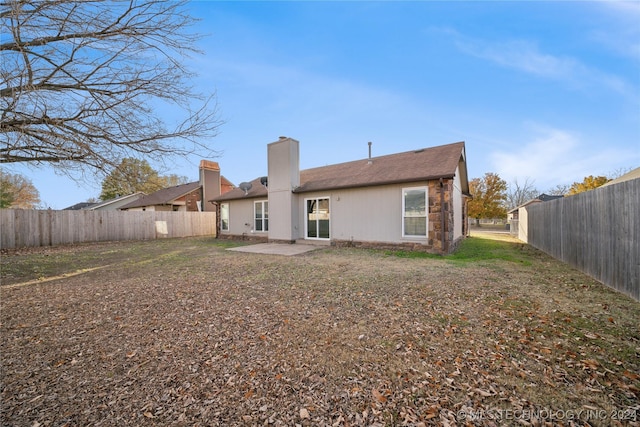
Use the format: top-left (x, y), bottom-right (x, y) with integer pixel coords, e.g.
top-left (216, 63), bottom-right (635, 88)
top-left (608, 167), bottom-right (632, 180)
top-left (546, 183), bottom-right (569, 196)
top-left (506, 177), bottom-right (539, 210)
top-left (1, 0), bottom-right (222, 174)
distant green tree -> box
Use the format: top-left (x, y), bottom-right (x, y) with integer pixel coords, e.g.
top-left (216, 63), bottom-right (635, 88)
top-left (0, 176), bottom-right (13, 208)
top-left (567, 175), bottom-right (610, 195)
top-left (0, 169), bottom-right (40, 208)
top-left (468, 172), bottom-right (508, 223)
top-left (99, 158), bottom-right (188, 200)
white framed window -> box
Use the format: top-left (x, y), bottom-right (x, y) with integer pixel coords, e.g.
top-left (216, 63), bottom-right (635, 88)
top-left (254, 200), bottom-right (268, 232)
top-left (220, 203), bottom-right (229, 231)
top-left (402, 187), bottom-right (427, 237)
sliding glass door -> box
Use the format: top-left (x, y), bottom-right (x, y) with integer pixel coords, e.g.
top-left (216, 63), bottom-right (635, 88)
top-left (306, 197), bottom-right (330, 239)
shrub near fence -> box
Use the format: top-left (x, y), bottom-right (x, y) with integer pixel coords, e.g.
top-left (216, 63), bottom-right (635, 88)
top-left (526, 178), bottom-right (639, 301)
top-left (0, 210), bottom-right (217, 250)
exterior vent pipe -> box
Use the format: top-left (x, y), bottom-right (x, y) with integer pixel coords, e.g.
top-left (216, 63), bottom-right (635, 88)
top-left (368, 141), bottom-right (372, 164)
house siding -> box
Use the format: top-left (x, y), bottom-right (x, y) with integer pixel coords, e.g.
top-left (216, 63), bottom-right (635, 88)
top-left (218, 198), bottom-right (269, 240)
top-left (220, 178), bottom-right (461, 253)
top-left (517, 206), bottom-right (530, 243)
top-left (453, 166), bottom-right (463, 241)
top-left (126, 205), bottom-right (156, 212)
top-left (298, 184), bottom-right (409, 245)
top-left (299, 179), bottom-right (460, 251)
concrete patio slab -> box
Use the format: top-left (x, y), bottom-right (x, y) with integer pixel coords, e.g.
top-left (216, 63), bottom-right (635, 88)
top-left (226, 243), bottom-right (322, 256)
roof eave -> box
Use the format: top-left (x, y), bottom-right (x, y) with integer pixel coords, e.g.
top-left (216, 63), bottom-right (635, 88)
top-left (293, 174), bottom-right (456, 193)
top-left (211, 194), bottom-right (266, 202)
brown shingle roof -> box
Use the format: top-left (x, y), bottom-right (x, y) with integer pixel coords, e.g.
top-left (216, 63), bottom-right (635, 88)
top-left (215, 177), bottom-right (268, 201)
top-left (214, 141), bottom-right (467, 201)
top-left (297, 141), bottom-right (465, 193)
top-left (120, 181), bottom-right (201, 209)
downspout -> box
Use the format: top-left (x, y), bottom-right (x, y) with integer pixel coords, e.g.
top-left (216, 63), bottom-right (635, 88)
top-left (212, 201), bottom-right (220, 238)
top-left (440, 178), bottom-right (447, 254)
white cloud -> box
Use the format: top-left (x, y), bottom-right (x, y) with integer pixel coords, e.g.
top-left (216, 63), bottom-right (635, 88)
top-left (590, 0), bottom-right (640, 61)
top-left (490, 124), bottom-right (638, 190)
top-left (456, 39), bottom-right (578, 80)
top-left (452, 34), bottom-right (635, 98)
top-left (597, 0), bottom-right (640, 17)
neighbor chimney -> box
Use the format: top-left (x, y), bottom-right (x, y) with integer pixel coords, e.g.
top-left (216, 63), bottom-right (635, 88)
top-left (368, 141), bottom-right (373, 164)
top-left (199, 160), bottom-right (221, 212)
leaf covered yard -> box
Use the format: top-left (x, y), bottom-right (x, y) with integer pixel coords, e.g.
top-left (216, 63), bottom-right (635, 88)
top-left (1, 236), bottom-right (639, 426)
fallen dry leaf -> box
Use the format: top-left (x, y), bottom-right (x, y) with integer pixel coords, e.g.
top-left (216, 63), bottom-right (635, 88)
top-left (299, 407), bottom-right (310, 419)
top-left (1, 237), bottom-right (638, 426)
top-left (372, 388), bottom-right (387, 403)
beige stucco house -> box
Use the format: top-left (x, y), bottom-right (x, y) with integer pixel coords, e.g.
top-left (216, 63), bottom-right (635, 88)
top-left (213, 137), bottom-right (470, 253)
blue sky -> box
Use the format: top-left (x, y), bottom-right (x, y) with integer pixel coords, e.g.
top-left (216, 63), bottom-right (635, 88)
top-left (8, 0), bottom-right (640, 209)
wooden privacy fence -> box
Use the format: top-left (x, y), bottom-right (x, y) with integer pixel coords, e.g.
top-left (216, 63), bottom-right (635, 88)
top-left (526, 179), bottom-right (639, 301)
top-left (0, 210), bottom-right (217, 250)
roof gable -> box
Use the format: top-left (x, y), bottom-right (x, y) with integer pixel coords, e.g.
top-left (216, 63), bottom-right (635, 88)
top-left (63, 202), bottom-right (96, 210)
top-left (221, 175), bottom-right (235, 189)
top-left (508, 193), bottom-right (564, 213)
top-left (89, 192), bottom-right (145, 210)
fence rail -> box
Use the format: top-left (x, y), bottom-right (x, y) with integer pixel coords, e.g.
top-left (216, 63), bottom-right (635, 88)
top-left (526, 179), bottom-right (639, 301)
top-left (0, 209), bottom-right (217, 250)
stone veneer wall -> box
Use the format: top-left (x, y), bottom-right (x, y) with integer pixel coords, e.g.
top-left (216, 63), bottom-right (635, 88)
top-left (426, 179), bottom-right (447, 253)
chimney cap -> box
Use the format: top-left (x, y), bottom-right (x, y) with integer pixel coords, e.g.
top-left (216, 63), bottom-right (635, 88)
top-left (199, 160), bottom-right (220, 171)
top-left (279, 136), bottom-right (288, 140)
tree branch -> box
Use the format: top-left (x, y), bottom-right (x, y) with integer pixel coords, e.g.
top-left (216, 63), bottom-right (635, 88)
top-left (1, 0), bottom-right (222, 175)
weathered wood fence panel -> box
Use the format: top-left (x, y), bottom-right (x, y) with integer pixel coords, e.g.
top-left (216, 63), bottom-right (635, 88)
top-left (0, 210), bottom-right (216, 250)
top-left (527, 179), bottom-right (639, 301)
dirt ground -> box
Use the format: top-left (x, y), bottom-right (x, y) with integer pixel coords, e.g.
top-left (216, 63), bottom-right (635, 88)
top-left (1, 237), bottom-right (638, 426)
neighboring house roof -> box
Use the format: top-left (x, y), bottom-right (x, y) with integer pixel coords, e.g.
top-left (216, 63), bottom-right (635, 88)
top-left (507, 193), bottom-right (564, 214)
top-left (87, 192), bottom-right (145, 210)
top-left (215, 141), bottom-right (468, 202)
top-left (601, 167), bottom-right (640, 187)
top-left (63, 202), bottom-right (97, 210)
top-left (537, 193), bottom-right (564, 202)
top-left (120, 182), bottom-right (201, 209)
